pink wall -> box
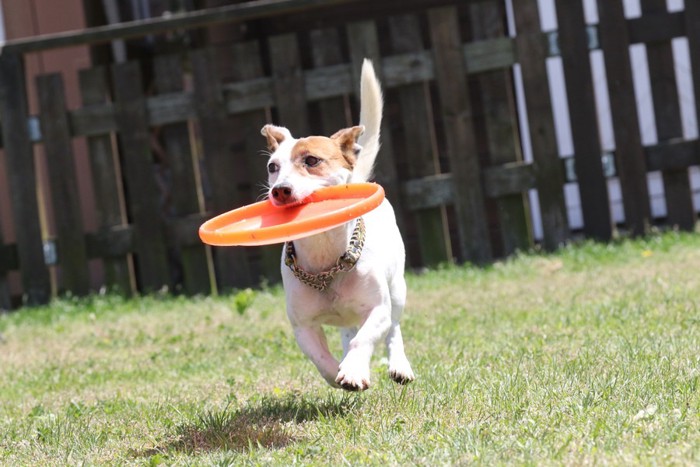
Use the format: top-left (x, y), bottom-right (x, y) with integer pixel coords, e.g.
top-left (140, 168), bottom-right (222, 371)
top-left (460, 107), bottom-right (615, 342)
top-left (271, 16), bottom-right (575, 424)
top-left (0, 0), bottom-right (99, 293)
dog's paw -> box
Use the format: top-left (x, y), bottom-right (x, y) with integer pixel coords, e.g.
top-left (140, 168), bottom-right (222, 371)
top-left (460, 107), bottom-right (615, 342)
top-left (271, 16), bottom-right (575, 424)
top-left (336, 363), bottom-right (371, 391)
top-left (389, 359), bottom-right (415, 385)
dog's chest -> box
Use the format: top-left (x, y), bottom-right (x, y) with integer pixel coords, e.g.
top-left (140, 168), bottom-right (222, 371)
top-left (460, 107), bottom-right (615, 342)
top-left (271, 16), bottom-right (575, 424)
top-left (287, 271), bottom-right (378, 327)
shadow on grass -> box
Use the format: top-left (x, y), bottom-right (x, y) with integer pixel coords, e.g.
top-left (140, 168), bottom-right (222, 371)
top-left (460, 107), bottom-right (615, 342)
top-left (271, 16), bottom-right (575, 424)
top-left (133, 391), bottom-right (359, 457)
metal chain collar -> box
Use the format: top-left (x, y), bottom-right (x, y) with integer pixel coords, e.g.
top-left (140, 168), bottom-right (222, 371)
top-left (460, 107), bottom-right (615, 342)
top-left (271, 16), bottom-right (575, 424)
top-left (284, 217), bottom-right (366, 291)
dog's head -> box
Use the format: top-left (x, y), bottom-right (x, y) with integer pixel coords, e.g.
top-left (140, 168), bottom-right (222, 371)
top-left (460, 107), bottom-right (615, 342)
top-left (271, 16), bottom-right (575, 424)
top-left (261, 124), bottom-right (364, 207)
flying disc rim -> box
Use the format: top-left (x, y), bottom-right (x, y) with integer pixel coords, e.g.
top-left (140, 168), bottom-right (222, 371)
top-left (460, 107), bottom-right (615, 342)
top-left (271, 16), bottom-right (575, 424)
top-left (198, 183), bottom-right (385, 246)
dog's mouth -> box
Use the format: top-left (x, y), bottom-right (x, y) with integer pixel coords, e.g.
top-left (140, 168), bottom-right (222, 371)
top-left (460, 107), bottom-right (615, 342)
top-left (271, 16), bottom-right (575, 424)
top-left (269, 184), bottom-right (327, 208)
top-left (269, 197), bottom-right (304, 208)
top-left (268, 190), bottom-right (313, 208)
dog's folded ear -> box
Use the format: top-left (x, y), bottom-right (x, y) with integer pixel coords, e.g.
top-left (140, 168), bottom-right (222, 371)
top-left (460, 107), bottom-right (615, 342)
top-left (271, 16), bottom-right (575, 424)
top-left (261, 125), bottom-right (291, 151)
top-left (331, 125), bottom-right (365, 165)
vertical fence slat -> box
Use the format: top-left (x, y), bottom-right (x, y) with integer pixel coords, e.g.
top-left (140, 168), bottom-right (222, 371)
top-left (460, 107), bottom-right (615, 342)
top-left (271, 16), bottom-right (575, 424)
top-left (153, 54), bottom-right (212, 295)
top-left (112, 61), bottom-right (171, 292)
top-left (269, 34), bottom-right (310, 137)
top-left (428, 6), bottom-right (492, 264)
top-left (191, 48), bottom-right (254, 290)
top-left (642, 0), bottom-right (695, 230)
top-left (0, 52), bottom-right (51, 305)
top-left (597, 0), bottom-right (651, 236)
top-left (310, 28), bottom-right (350, 136)
top-left (557, 0), bottom-right (612, 241)
top-left (512, 0), bottom-right (569, 251)
top-left (388, 14), bottom-right (451, 266)
top-left (685, 1), bottom-right (700, 174)
top-left (79, 67), bottom-right (133, 294)
top-left (0, 230), bottom-right (10, 310)
top-left (229, 41), bottom-right (281, 284)
top-left (346, 20), bottom-right (406, 233)
top-left (37, 73), bottom-right (90, 295)
top-left (468, 2), bottom-right (532, 255)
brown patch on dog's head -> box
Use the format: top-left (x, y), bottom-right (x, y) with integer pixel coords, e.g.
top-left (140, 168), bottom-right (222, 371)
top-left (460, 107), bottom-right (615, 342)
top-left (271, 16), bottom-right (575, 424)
top-left (289, 136), bottom-right (353, 177)
top-left (261, 124), bottom-right (290, 151)
top-left (330, 125), bottom-right (364, 168)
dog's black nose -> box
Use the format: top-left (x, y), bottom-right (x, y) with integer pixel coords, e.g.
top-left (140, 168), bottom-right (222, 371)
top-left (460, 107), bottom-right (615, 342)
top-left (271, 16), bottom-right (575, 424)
top-left (271, 184), bottom-right (294, 204)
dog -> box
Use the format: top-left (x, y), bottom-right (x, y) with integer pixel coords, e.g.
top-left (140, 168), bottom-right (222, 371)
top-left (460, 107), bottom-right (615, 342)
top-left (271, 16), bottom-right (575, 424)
top-left (260, 59), bottom-right (414, 391)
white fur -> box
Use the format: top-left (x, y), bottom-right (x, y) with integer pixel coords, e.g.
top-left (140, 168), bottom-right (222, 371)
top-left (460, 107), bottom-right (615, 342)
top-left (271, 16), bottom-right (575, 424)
top-left (352, 58), bottom-right (383, 183)
top-left (263, 60), bottom-right (414, 391)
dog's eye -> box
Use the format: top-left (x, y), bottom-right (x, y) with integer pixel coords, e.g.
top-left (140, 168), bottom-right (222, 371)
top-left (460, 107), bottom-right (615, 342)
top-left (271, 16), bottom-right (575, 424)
top-left (267, 162), bottom-right (279, 174)
top-left (304, 155), bottom-right (321, 167)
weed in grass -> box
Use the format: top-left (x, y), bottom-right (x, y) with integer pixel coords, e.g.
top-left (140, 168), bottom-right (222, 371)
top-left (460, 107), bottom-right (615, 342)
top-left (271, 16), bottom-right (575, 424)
top-left (232, 288), bottom-right (256, 316)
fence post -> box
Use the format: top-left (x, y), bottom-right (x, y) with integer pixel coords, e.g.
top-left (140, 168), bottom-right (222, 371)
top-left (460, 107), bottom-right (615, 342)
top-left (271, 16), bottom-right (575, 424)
top-left (112, 61), bottom-right (171, 292)
top-left (467, 2), bottom-right (532, 255)
top-left (685, 1), bottom-right (700, 176)
top-left (269, 34), bottom-right (310, 137)
top-left (346, 20), bottom-right (406, 234)
top-left (0, 52), bottom-right (51, 305)
top-left (37, 73), bottom-right (91, 296)
top-left (428, 6), bottom-right (492, 264)
top-left (79, 67), bottom-right (134, 295)
top-left (153, 54), bottom-right (213, 296)
top-left (310, 28), bottom-right (351, 136)
top-left (557, 0), bottom-right (613, 241)
top-left (0, 230), bottom-right (10, 310)
top-left (191, 48), bottom-right (254, 291)
top-left (388, 14), bottom-right (452, 266)
top-left (641, 0), bottom-right (695, 231)
top-left (596, 0), bottom-right (651, 236)
top-left (229, 41), bottom-right (281, 285)
top-left (512, 0), bottom-right (569, 251)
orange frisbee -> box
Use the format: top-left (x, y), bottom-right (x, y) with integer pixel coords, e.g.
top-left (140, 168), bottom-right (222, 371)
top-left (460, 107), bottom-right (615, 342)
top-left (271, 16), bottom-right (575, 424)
top-left (199, 183), bottom-right (385, 246)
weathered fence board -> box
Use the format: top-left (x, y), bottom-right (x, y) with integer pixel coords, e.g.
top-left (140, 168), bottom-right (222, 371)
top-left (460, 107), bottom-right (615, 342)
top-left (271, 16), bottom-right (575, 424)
top-left (597, 0), bottom-right (651, 236)
top-left (389, 14), bottom-right (451, 266)
top-left (685, 2), bottom-right (700, 164)
top-left (428, 6), bottom-right (491, 263)
top-left (642, 0), bottom-right (695, 231)
top-left (0, 228), bottom-right (10, 310)
top-left (0, 52), bottom-right (51, 305)
top-left (37, 73), bottom-right (91, 295)
top-left (270, 34), bottom-right (311, 137)
top-left (512, 0), bottom-right (569, 251)
top-left (78, 66), bottom-right (133, 294)
top-left (627, 11), bottom-right (684, 45)
top-left (62, 38), bottom-right (518, 143)
top-left (154, 54), bottom-right (212, 295)
top-left (346, 19), bottom-right (404, 234)
top-left (557, 0), bottom-right (612, 241)
top-left (112, 61), bottom-right (171, 292)
top-left (191, 48), bottom-right (254, 290)
top-left (310, 28), bottom-right (351, 136)
top-left (228, 41), bottom-right (281, 284)
top-left (468, 1), bottom-right (531, 256)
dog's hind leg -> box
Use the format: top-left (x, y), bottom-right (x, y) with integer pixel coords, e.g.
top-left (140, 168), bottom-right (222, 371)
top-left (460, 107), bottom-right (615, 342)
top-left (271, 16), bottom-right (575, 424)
top-left (386, 276), bottom-right (415, 384)
top-left (385, 322), bottom-right (414, 384)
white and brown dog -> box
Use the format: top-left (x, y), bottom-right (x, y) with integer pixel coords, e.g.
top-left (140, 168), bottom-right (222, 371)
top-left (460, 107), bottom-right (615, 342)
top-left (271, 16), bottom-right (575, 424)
top-left (260, 60), bottom-right (414, 391)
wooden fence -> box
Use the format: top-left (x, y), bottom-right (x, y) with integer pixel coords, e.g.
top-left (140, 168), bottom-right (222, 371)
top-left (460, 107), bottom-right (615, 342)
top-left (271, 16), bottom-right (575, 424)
top-left (0, 0), bottom-right (698, 309)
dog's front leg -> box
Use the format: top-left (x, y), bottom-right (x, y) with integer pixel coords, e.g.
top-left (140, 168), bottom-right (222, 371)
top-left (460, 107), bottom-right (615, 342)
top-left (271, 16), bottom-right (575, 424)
top-left (336, 305), bottom-right (391, 391)
top-left (294, 325), bottom-right (341, 388)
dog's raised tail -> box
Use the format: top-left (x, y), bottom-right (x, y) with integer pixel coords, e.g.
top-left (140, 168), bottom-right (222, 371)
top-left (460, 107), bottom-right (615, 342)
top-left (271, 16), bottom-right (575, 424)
top-left (352, 59), bottom-right (383, 183)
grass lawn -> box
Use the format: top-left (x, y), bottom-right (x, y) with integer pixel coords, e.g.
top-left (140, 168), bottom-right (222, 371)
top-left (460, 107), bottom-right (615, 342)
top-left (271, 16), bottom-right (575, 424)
top-left (2, 232), bottom-right (700, 465)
